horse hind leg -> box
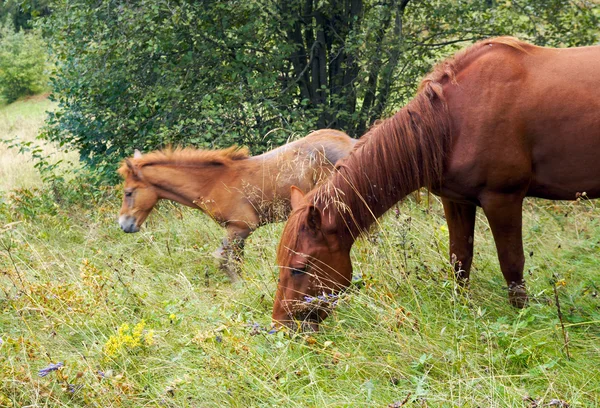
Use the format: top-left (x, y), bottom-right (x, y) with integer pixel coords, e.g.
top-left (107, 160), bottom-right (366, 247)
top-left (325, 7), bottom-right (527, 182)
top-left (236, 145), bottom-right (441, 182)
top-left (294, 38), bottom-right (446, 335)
top-left (480, 192), bottom-right (528, 308)
top-left (442, 198), bottom-right (476, 284)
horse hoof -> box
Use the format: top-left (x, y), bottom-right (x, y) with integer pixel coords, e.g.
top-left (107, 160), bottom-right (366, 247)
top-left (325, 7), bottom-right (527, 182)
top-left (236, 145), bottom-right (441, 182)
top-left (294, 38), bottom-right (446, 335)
top-left (223, 268), bottom-right (242, 284)
top-left (508, 282), bottom-right (528, 308)
top-left (212, 247), bottom-right (226, 260)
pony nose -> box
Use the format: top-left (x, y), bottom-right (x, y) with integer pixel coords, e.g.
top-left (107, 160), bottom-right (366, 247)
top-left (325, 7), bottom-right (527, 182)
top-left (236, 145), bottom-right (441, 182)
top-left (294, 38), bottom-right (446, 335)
top-left (122, 224), bottom-right (139, 233)
top-left (118, 216), bottom-right (139, 233)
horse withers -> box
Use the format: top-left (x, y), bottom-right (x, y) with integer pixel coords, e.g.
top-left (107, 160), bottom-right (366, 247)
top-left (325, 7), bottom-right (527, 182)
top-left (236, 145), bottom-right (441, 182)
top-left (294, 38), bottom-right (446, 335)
top-left (117, 129), bottom-right (356, 282)
top-left (273, 37), bottom-right (600, 331)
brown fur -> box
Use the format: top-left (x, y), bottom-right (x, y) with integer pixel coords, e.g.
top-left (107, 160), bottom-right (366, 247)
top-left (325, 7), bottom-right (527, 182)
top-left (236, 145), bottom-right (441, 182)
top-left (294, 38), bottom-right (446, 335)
top-left (118, 129), bottom-right (357, 282)
top-left (419, 36), bottom-right (532, 91)
top-left (274, 37), bottom-right (600, 329)
top-left (118, 146), bottom-right (250, 177)
top-left (282, 37), bottom-right (532, 246)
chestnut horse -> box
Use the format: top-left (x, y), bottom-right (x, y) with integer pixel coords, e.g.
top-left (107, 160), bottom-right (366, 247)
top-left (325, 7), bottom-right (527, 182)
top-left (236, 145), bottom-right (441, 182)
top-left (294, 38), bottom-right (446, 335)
top-left (273, 37), bottom-right (600, 330)
top-left (117, 129), bottom-right (356, 281)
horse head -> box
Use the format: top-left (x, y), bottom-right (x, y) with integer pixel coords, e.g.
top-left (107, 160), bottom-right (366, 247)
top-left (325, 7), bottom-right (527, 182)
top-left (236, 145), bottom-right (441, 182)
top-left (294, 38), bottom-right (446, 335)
top-left (117, 150), bottom-right (159, 233)
top-left (272, 186), bottom-right (353, 331)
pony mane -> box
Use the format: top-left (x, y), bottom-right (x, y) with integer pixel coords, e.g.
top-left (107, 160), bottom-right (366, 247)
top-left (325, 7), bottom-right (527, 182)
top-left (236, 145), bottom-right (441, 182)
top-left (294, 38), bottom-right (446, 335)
top-left (280, 37), bottom-right (531, 242)
top-left (118, 146), bottom-right (250, 177)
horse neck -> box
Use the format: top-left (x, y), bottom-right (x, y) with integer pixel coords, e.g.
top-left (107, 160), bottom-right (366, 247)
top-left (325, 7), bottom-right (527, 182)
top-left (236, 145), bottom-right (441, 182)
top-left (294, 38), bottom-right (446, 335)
top-left (140, 163), bottom-right (228, 208)
top-left (314, 85), bottom-right (450, 240)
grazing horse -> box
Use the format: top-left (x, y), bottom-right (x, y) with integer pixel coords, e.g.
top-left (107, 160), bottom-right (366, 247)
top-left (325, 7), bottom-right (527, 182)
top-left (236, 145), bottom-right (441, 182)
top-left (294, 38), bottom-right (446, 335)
top-left (273, 37), bottom-right (600, 331)
top-left (117, 129), bottom-right (356, 282)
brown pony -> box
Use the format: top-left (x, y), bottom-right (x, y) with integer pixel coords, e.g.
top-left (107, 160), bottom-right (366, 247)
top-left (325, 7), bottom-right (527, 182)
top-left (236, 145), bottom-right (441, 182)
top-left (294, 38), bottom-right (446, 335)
top-left (118, 129), bottom-right (356, 282)
top-left (273, 37), bottom-right (600, 330)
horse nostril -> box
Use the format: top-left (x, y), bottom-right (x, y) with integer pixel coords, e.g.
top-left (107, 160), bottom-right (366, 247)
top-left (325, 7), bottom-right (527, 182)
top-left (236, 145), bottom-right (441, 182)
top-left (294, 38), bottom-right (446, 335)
top-left (126, 223), bottom-right (139, 233)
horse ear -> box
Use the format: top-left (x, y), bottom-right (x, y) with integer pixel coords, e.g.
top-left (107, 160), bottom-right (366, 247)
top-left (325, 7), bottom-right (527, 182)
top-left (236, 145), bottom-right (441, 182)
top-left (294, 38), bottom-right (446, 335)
top-left (306, 205), bottom-right (322, 232)
top-left (134, 149), bottom-right (142, 159)
top-left (125, 159), bottom-right (140, 180)
top-left (290, 186), bottom-right (306, 210)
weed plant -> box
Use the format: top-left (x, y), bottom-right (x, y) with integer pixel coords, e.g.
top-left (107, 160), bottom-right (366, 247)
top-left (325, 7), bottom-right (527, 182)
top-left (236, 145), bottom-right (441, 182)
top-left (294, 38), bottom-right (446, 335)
top-left (1, 180), bottom-right (599, 407)
top-left (1, 99), bottom-right (599, 407)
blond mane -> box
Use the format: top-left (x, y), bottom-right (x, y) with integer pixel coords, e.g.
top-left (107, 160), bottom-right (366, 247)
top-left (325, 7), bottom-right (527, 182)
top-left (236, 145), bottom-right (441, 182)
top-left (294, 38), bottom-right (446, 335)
top-left (118, 146), bottom-right (250, 177)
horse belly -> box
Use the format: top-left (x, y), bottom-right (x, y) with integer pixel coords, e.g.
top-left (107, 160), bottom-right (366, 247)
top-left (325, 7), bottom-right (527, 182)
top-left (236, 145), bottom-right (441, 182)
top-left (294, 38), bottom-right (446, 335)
top-left (526, 90), bottom-right (600, 197)
top-left (527, 113), bottom-right (600, 200)
top-left (517, 47), bottom-right (600, 200)
top-left (529, 142), bottom-right (600, 200)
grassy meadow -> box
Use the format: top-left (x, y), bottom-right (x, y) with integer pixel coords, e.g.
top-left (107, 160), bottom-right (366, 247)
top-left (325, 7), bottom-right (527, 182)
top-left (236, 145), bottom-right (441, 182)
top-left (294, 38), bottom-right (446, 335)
top-left (1, 99), bottom-right (599, 407)
top-left (0, 96), bottom-right (77, 192)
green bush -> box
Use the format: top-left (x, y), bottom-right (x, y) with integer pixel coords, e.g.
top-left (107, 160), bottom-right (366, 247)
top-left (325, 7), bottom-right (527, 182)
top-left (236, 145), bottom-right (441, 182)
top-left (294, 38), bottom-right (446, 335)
top-left (41, 1), bottom-right (599, 183)
top-left (0, 16), bottom-right (48, 103)
top-left (0, 0), bottom-right (52, 31)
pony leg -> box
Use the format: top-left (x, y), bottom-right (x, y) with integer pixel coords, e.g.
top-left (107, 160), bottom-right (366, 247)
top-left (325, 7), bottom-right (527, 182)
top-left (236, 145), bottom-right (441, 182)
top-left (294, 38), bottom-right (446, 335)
top-left (480, 192), bottom-right (528, 308)
top-left (442, 198), bottom-right (476, 282)
top-left (220, 225), bottom-right (252, 283)
top-left (217, 237), bottom-right (242, 283)
top-left (212, 238), bottom-right (228, 260)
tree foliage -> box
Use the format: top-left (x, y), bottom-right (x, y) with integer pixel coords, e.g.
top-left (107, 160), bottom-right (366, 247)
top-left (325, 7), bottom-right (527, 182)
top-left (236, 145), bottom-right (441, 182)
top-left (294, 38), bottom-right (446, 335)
top-left (42, 0), bottom-right (599, 180)
top-left (0, 0), bottom-right (52, 31)
top-left (0, 16), bottom-right (48, 102)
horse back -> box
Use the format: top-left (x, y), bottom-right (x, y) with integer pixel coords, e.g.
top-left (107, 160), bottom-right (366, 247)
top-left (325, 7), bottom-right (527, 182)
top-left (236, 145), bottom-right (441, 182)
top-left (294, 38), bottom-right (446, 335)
top-left (442, 42), bottom-right (600, 201)
top-left (233, 129), bottom-right (356, 223)
top-left (301, 129), bottom-right (358, 166)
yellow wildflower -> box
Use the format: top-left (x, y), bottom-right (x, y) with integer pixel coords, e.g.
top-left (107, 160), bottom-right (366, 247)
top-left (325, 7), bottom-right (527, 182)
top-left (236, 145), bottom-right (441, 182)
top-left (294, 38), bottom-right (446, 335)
top-left (104, 320), bottom-right (153, 358)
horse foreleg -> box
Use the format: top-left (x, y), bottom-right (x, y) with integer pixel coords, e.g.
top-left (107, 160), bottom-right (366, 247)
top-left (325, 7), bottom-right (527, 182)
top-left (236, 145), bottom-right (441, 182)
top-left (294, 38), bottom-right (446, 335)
top-left (215, 236), bottom-right (243, 283)
top-left (442, 198), bottom-right (476, 283)
top-left (218, 225), bottom-right (252, 283)
top-left (480, 192), bottom-right (528, 308)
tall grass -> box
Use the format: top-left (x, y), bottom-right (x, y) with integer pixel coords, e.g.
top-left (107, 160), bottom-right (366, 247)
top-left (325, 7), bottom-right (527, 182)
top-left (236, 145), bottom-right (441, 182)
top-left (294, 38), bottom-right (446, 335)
top-left (0, 96), bottom-right (77, 191)
top-left (1, 187), bottom-right (599, 407)
top-left (0, 100), bottom-right (599, 407)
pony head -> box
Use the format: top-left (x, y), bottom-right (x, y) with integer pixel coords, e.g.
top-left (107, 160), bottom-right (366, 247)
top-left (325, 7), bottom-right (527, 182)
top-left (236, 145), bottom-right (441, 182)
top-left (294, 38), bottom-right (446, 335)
top-left (117, 150), bottom-right (159, 233)
top-left (272, 186), bottom-right (353, 331)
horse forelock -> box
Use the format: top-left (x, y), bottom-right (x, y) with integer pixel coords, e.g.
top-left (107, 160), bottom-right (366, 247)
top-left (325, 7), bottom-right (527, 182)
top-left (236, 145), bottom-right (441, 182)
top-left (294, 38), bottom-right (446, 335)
top-left (117, 158), bottom-right (143, 181)
top-left (117, 162), bottom-right (131, 178)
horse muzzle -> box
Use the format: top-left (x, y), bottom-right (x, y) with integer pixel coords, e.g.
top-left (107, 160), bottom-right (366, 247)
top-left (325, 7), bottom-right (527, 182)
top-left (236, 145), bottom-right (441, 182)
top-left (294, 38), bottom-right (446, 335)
top-left (275, 314), bottom-right (321, 332)
top-left (118, 215), bottom-right (140, 233)
top-left (276, 305), bottom-right (331, 332)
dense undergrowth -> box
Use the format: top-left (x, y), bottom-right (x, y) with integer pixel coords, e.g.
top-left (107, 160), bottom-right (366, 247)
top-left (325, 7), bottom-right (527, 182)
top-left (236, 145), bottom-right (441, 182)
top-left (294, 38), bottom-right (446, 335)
top-left (1, 177), bottom-right (599, 407)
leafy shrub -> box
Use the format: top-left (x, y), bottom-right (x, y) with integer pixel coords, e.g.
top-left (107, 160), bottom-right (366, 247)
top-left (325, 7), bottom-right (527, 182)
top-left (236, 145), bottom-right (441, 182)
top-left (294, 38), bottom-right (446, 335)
top-left (0, 16), bottom-right (48, 102)
top-left (0, 0), bottom-right (52, 31)
top-left (41, 1), bottom-right (599, 183)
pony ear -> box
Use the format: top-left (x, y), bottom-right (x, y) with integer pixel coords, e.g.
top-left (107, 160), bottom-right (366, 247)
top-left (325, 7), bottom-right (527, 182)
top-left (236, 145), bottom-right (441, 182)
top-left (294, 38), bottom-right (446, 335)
top-left (125, 159), bottom-right (140, 179)
top-left (134, 149), bottom-right (142, 159)
top-left (290, 186), bottom-right (306, 210)
top-left (306, 205), bottom-right (322, 232)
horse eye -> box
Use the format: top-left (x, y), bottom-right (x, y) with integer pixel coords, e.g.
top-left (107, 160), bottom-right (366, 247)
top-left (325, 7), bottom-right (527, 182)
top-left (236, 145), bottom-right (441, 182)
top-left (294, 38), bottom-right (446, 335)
top-left (125, 191), bottom-right (133, 197)
top-left (291, 265), bottom-right (307, 276)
